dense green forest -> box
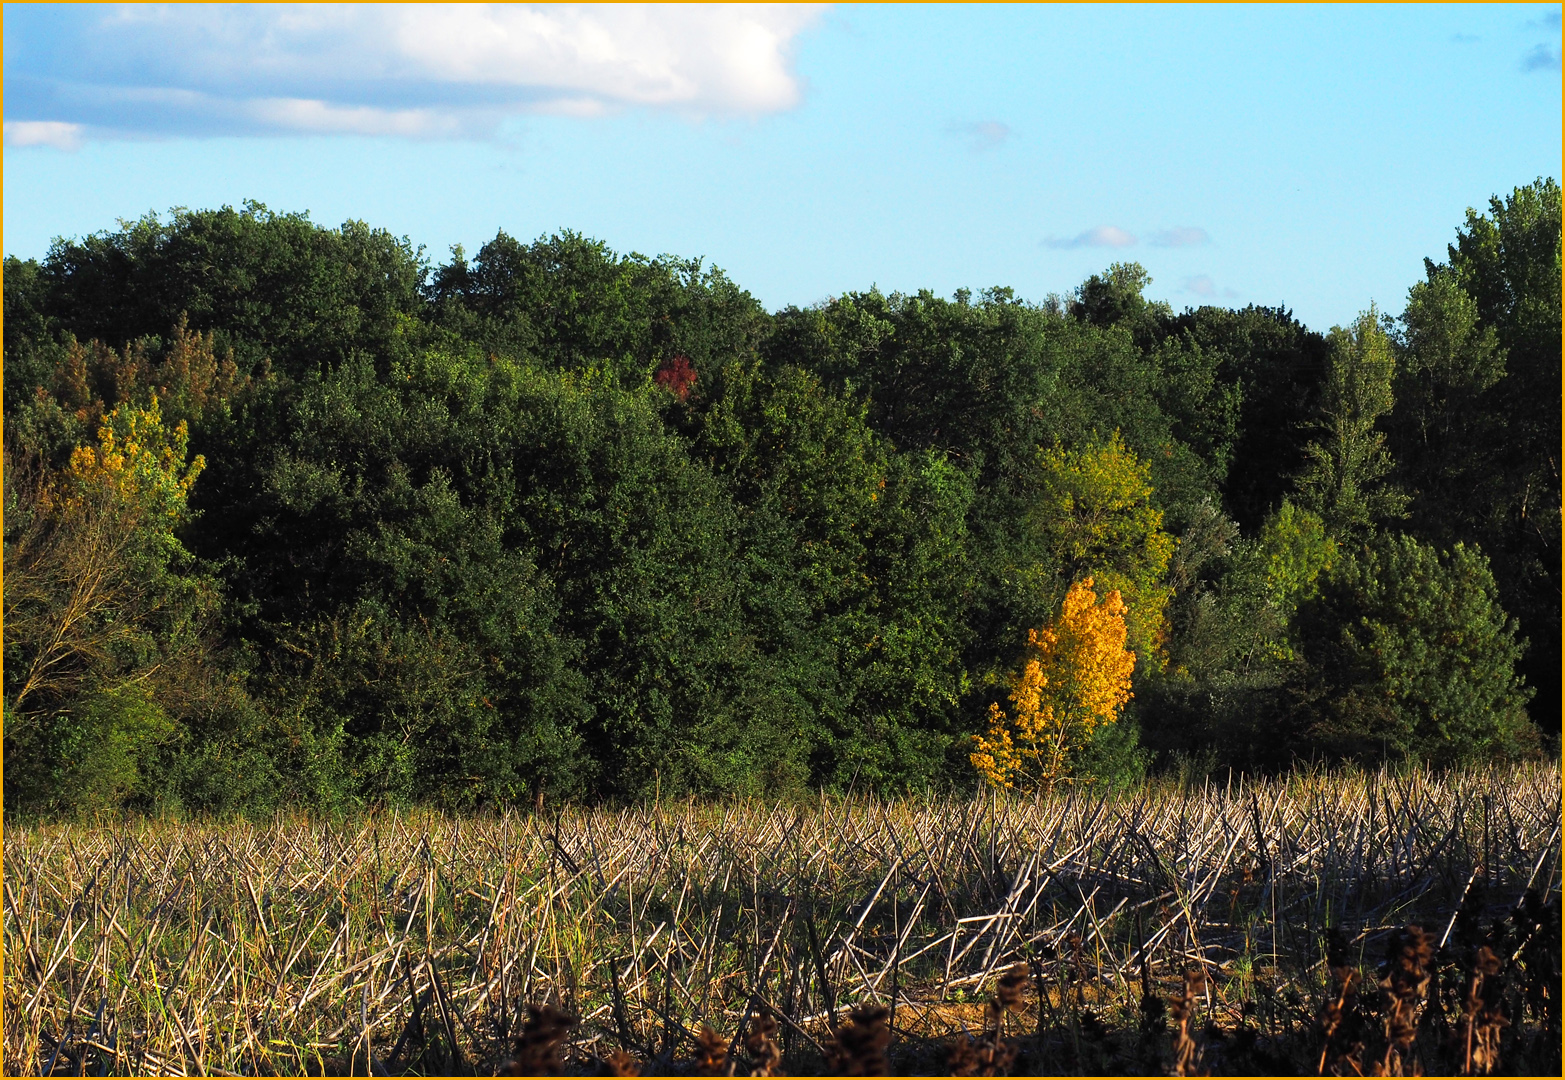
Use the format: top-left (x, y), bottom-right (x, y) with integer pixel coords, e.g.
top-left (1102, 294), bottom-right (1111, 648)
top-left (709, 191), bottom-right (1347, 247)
top-left (3, 179), bottom-right (1559, 814)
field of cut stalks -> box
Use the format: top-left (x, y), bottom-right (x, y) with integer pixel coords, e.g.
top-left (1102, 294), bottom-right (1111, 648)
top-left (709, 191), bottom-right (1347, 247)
top-left (5, 763), bottom-right (1561, 1076)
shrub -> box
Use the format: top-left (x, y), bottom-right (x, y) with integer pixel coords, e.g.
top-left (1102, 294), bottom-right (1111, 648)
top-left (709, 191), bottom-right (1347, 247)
top-left (3, 398), bottom-right (223, 814)
top-left (5, 685), bottom-right (177, 816)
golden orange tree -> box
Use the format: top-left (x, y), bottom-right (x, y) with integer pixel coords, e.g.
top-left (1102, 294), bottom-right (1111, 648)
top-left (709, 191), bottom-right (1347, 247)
top-left (1031, 432), bottom-right (1174, 671)
top-left (971, 577), bottom-right (1136, 790)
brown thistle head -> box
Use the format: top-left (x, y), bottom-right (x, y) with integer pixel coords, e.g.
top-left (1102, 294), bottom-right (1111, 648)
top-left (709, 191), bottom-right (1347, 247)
top-left (1381, 924), bottom-right (1434, 1009)
top-left (598, 1048), bottom-right (642, 1076)
top-left (1318, 939), bottom-right (1366, 1079)
top-left (1170, 966), bottom-right (1207, 1024)
top-left (1376, 924), bottom-right (1434, 1075)
top-left (1065, 931), bottom-right (1087, 982)
top-left (943, 1037), bottom-right (983, 1077)
top-left (744, 1011), bottom-right (785, 1077)
top-left (826, 1005), bottom-right (891, 1076)
top-left (692, 1026), bottom-right (731, 1077)
top-left (996, 963), bottom-right (1029, 1013)
top-left (1458, 945), bottom-right (1510, 1076)
top-left (502, 1004), bottom-right (578, 1076)
top-left (1170, 968), bottom-right (1209, 1077)
top-left (941, 1026), bottom-right (1016, 1076)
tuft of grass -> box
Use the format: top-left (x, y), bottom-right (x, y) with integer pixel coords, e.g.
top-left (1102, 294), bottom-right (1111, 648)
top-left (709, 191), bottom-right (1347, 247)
top-left (5, 762), bottom-right (1558, 1075)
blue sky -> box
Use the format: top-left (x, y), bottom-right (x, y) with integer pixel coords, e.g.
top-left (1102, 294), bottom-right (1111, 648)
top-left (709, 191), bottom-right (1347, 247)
top-left (4, 4), bottom-right (1560, 331)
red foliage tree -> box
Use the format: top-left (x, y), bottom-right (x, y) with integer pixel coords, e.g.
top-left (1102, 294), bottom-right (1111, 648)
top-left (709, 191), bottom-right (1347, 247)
top-left (654, 354), bottom-right (697, 402)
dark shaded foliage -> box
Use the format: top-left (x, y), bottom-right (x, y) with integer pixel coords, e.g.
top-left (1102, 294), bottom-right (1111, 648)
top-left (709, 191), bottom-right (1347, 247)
top-left (1287, 533), bottom-right (1534, 766)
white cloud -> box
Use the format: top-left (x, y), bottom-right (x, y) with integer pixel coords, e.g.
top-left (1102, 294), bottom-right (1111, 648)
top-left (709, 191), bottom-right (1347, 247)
top-left (247, 98), bottom-right (465, 138)
top-left (1149, 226), bottom-right (1210, 248)
top-left (386, 5), bottom-right (818, 111)
top-left (3, 121), bottom-right (85, 150)
top-left (3, 4), bottom-right (827, 144)
top-left (1043, 225), bottom-right (1137, 249)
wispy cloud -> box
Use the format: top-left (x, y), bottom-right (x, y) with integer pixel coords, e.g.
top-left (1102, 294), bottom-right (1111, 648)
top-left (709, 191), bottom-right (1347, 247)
top-left (1, 4), bottom-right (826, 146)
top-left (1450, 32), bottom-right (1481, 43)
top-left (1042, 224), bottom-right (1210, 250)
top-left (1520, 10), bottom-right (1561, 71)
top-left (1521, 43), bottom-right (1562, 71)
top-left (1183, 275), bottom-right (1240, 300)
top-left (2, 121), bottom-right (85, 151)
top-left (1043, 225), bottom-right (1138, 250)
top-left (947, 120), bottom-right (1012, 152)
top-left (1149, 226), bottom-right (1210, 248)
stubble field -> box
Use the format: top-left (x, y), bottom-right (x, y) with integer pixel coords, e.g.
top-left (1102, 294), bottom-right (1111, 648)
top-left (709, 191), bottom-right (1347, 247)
top-left (5, 763), bottom-right (1560, 1076)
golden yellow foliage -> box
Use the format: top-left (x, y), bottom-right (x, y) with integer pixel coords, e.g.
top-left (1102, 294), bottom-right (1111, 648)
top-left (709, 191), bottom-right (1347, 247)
top-left (971, 578), bottom-right (1136, 790)
top-left (1033, 432), bottom-right (1174, 670)
top-left (5, 396), bottom-right (207, 719)
top-left (63, 394), bottom-right (204, 530)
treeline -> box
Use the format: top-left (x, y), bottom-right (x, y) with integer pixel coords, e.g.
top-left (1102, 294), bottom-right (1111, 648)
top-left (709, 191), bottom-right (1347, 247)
top-left (3, 180), bottom-right (1558, 814)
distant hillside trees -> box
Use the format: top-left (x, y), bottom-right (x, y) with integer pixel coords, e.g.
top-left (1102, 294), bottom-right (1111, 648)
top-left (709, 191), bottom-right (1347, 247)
top-left (4, 181), bottom-right (1555, 814)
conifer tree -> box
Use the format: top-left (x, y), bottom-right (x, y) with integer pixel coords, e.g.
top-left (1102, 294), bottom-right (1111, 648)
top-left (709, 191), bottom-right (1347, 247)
top-left (1295, 307), bottom-right (1409, 543)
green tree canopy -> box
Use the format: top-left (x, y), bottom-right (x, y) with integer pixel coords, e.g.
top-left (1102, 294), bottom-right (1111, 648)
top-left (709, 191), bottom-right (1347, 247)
top-left (1152, 304), bottom-right (1330, 534)
top-left (3, 182), bottom-right (1555, 814)
top-left (1290, 533), bottom-right (1534, 766)
top-left (1295, 307), bottom-right (1409, 543)
top-left (430, 230), bottom-right (771, 391)
top-left (1439, 179), bottom-right (1561, 730)
top-left (27, 202), bottom-right (429, 380)
top-left (1391, 265), bottom-right (1507, 549)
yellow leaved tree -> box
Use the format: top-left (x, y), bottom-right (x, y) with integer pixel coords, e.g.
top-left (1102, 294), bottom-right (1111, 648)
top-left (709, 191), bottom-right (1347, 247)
top-left (1031, 432), bottom-right (1174, 671)
top-left (971, 577), bottom-right (1136, 791)
top-left (5, 395), bottom-right (208, 811)
top-left (63, 393), bottom-right (205, 528)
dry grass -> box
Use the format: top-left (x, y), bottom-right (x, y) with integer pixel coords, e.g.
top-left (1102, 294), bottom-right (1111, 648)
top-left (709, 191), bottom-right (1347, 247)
top-left (5, 762), bottom-right (1559, 1075)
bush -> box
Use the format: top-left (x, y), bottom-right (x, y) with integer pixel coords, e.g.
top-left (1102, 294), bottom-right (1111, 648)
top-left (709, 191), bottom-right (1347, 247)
top-left (1139, 501), bottom-right (1334, 770)
top-left (6, 686), bottom-right (176, 816)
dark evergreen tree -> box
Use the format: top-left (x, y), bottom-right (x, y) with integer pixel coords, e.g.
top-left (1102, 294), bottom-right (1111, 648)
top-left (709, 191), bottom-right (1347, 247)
top-left (1288, 533), bottom-right (1535, 765)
